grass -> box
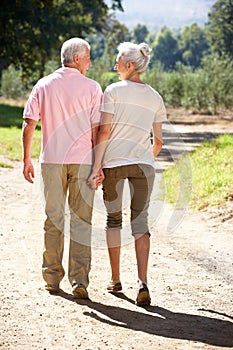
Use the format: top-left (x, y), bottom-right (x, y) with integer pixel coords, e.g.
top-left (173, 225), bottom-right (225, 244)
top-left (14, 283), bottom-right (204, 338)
top-left (0, 161), bottom-right (14, 168)
top-left (163, 134), bottom-right (233, 209)
top-left (0, 127), bottom-right (41, 161)
top-left (0, 104), bottom-right (24, 128)
top-left (0, 103), bottom-right (41, 163)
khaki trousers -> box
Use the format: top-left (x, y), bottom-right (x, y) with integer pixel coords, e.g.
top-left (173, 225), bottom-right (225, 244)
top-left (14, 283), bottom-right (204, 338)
top-left (41, 164), bottom-right (94, 288)
top-left (103, 164), bottom-right (155, 235)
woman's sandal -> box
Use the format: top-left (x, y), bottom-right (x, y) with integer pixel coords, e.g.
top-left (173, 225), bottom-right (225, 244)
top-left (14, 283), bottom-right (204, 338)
top-left (107, 280), bottom-right (122, 292)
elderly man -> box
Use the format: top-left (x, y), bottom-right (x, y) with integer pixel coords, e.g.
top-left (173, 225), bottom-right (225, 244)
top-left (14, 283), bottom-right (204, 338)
top-left (22, 38), bottom-right (102, 298)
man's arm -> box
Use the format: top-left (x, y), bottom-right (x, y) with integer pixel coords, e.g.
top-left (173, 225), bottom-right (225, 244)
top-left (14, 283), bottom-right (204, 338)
top-left (91, 123), bottom-right (100, 148)
top-left (88, 112), bottom-right (113, 189)
top-left (152, 122), bottom-right (163, 157)
top-left (22, 118), bottom-right (37, 183)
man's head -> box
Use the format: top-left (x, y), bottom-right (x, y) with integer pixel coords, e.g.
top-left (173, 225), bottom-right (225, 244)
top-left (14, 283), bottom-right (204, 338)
top-left (61, 38), bottom-right (92, 76)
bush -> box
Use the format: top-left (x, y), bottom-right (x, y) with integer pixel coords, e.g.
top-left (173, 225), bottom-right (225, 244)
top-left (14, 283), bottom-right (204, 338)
top-left (200, 54), bottom-right (233, 113)
top-left (181, 69), bottom-right (211, 112)
top-left (44, 60), bottom-right (60, 76)
top-left (142, 62), bottom-right (166, 96)
top-left (1, 65), bottom-right (27, 99)
top-left (163, 71), bottom-right (184, 106)
top-left (143, 56), bottom-right (233, 113)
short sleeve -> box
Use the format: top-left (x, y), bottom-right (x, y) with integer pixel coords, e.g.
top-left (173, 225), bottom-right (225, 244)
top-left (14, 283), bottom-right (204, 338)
top-left (154, 96), bottom-right (167, 122)
top-left (100, 86), bottom-right (115, 114)
top-left (23, 84), bottom-right (41, 121)
top-left (90, 82), bottom-right (103, 125)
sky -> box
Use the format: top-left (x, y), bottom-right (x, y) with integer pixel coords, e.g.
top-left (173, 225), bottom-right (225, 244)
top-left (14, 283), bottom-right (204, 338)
top-left (105, 0), bottom-right (216, 30)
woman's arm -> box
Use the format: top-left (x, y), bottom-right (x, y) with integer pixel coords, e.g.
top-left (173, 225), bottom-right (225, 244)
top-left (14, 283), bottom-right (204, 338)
top-left (152, 122), bottom-right (163, 157)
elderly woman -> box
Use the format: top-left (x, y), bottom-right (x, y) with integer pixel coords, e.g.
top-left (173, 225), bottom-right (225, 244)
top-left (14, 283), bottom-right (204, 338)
top-left (88, 42), bottom-right (167, 306)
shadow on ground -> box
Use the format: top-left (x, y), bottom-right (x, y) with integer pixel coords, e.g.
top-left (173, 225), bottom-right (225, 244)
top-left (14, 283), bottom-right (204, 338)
top-left (54, 290), bottom-right (233, 348)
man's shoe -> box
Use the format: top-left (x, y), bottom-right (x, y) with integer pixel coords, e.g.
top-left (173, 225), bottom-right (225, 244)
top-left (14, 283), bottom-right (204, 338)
top-left (107, 280), bottom-right (122, 293)
top-left (72, 283), bottom-right (89, 299)
top-left (135, 282), bottom-right (151, 306)
top-left (45, 284), bottom-right (60, 293)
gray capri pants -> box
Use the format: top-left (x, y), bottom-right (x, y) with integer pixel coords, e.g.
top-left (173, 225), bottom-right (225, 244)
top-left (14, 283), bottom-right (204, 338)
top-left (102, 164), bottom-right (155, 235)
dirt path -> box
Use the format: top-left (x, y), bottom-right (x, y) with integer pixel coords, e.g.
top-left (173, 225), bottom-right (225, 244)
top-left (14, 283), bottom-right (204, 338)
top-left (0, 113), bottom-right (233, 350)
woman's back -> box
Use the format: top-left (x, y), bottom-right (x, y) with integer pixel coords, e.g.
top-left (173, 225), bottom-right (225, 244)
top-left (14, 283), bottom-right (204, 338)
top-left (101, 80), bottom-right (166, 168)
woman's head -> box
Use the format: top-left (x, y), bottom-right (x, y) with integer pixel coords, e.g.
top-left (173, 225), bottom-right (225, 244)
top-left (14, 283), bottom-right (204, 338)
top-left (116, 42), bottom-right (151, 74)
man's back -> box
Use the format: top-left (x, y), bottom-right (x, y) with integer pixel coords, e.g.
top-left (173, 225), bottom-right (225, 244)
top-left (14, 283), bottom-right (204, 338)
top-left (23, 67), bottom-right (102, 164)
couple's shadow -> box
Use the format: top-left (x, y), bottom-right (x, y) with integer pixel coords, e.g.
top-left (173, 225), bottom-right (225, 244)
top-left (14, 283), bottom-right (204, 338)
top-left (55, 289), bottom-right (233, 348)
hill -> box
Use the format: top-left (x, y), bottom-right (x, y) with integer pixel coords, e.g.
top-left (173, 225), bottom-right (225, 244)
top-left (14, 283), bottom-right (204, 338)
top-left (108, 0), bottom-right (216, 30)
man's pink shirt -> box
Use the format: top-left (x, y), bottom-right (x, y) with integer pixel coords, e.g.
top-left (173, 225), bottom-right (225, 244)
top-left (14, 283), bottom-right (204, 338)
top-left (23, 67), bottom-right (102, 164)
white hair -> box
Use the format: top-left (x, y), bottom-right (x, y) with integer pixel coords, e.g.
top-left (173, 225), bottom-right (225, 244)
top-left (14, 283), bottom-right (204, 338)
top-left (61, 38), bottom-right (90, 65)
top-left (117, 42), bottom-right (152, 73)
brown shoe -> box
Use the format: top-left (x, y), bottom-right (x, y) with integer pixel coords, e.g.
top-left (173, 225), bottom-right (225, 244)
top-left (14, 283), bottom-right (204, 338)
top-left (135, 282), bottom-right (151, 306)
top-left (45, 284), bottom-right (60, 293)
top-left (72, 283), bottom-right (89, 299)
top-left (107, 280), bottom-right (122, 293)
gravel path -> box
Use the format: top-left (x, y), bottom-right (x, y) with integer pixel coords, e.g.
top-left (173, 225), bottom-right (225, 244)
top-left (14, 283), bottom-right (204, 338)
top-left (0, 113), bottom-right (232, 350)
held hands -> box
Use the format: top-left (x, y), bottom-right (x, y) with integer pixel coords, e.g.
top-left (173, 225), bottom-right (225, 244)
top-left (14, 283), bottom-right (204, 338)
top-left (87, 169), bottom-right (105, 190)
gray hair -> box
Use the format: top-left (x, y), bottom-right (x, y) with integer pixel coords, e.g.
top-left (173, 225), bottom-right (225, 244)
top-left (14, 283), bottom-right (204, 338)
top-left (61, 38), bottom-right (90, 65)
top-left (117, 42), bottom-right (152, 73)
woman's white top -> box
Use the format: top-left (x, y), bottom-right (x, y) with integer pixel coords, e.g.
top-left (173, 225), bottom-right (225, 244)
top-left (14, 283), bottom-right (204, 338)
top-left (100, 80), bottom-right (167, 168)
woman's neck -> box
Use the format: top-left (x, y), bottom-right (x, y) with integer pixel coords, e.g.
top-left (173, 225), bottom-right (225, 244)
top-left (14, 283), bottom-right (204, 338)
top-left (126, 71), bottom-right (144, 84)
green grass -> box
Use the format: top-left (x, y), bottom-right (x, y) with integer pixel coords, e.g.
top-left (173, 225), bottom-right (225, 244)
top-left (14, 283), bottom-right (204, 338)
top-left (0, 103), bottom-right (41, 164)
top-left (0, 127), bottom-right (41, 161)
top-left (163, 134), bottom-right (233, 210)
top-left (0, 161), bottom-right (14, 168)
top-left (0, 104), bottom-right (24, 128)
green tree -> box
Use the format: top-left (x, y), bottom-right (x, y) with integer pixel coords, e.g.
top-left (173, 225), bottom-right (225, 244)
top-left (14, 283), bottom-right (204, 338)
top-left (1, 65), bottom-right (27, 99)
top-left (201, 53), bottom-right (233, 112)
top-left (87, 33), bottom-right (105, 61)
top-left (151, 26), bottom-right (181, 70)
top-left (87, 17), bottom-right (129, 89)
top-left (142, 62), bottom-right (165, 96)
top-left (145, 32), bottom-right (158, 46)
top-left (0, 0), bottom-right (123, 84)
top-left (179, 23), bottom-right (209, 68)
top-left (206, 0), bottom-right (233, 59)
top-left (178, 54), bottom-right (233, 113)
top-left (104, 18), bottom-right (129, 63)
top-left (110, 0), bottom-right (124, 11)
top-left (130, 24), bottom-right (149, 43)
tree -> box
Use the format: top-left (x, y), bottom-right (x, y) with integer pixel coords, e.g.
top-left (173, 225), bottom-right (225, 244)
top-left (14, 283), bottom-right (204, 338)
top-left (0, 0), bottom-right (123, 84)
top-left (86, 33), bottom-right (106, 61)
top-left (130, 24), bottom-right (149, 43)
top-left (104, 18), bottom-right (129, 63)
top-left (87, 16), bottom-right (129, 64)
top-left (87, 16), bottom-right (129, 89)
top-left (201, 53), bottom-right (233, 112)
top-left (206, 0), bottom-right (233, 59)
top-left (179, 23), bottom-right (209, 68)
top-left (109, 0), bottom-right (124, 11)
top-left (151, 26), bottom-right (181, 70)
